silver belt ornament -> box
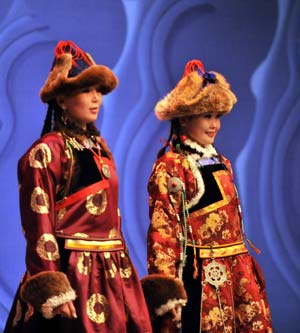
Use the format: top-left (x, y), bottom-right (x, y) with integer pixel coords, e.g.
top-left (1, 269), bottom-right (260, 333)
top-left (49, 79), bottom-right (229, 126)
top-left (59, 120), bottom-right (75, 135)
top-left (203, 260), bottom-right (227, 288)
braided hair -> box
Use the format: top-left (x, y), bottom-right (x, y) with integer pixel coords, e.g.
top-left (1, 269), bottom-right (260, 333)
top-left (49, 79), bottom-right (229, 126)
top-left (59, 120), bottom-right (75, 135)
top-left (157, 118), bottom-right (185, 158)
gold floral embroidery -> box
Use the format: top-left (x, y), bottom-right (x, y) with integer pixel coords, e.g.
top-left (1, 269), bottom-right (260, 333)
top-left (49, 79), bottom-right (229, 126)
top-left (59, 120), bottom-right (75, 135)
top-left (154, 162), bottom-right (168, 195)
top-left (222, 229), bottom-right (231, 240)
top-left (197, 224), bottom-right (212, 242)
top-left (29, 143), bottom-right (52, 169)
top-left (152, 243), bottom-right (176, 276)
top-left (204, 210), bottom-right (229, 235)
top-left (31, 187), bottom-right (49, 214)
top-left (236, 301), bottom-right (262, 324)
top-left (36, 233), bottom-right (60, 261)
top-left (253, 320), bottom-right (264, 330)
top-left (86, 293), bottom-right (110, 324)
top-left (237, 277), bottom-right (250, 297)
top-left (86, 190), bottom-right (107, 215)
top-left (152, 201), bottom-right (173, 239)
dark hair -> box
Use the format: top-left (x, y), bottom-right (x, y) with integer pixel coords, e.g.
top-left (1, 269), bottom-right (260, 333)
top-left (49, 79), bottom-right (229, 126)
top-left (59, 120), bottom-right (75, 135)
top-left (40, 100), bottom-right (100, 138)
top-left (157, 118), bottom-right (184, 158)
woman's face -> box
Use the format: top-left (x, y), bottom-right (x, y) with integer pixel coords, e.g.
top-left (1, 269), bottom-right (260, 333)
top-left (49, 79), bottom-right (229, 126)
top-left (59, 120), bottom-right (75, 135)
top-left (180, 112), bottom-right (222, 146)
top-left (57, 86), bottom-right (103, 130)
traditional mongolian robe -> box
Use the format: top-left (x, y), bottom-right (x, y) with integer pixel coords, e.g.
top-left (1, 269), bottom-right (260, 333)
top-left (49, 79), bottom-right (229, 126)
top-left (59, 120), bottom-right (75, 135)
top-left (5, 131), bottom-right (152, 333)
top-left (147, 139), bottom-right (272, 333)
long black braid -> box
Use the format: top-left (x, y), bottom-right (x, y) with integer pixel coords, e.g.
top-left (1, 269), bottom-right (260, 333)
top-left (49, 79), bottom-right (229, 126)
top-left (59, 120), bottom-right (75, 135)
top-left (157, 118), bottom-right (185, 158)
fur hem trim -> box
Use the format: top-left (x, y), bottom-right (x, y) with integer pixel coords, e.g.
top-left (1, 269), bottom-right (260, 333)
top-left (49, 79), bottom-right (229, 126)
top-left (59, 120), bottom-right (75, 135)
top-left (41, 290), bottom-right (77, 319)
top-left (155, 298), bottom-right (187, 316)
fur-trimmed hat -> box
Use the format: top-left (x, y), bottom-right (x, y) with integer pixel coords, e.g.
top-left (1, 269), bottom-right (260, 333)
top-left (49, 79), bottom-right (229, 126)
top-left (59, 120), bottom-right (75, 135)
top-left (21, 271), bottom-right (76, 319)
top-left (141, 274), bottom-right (187, 319)
top-left (155, 59), bottom-right (237, 121)
top-left (40, 40), bottom-right (118, 103)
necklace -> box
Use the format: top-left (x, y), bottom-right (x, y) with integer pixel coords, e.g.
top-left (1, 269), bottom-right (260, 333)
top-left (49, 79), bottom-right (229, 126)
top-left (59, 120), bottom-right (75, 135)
top-left (65, 134), bottom-right (111, 179)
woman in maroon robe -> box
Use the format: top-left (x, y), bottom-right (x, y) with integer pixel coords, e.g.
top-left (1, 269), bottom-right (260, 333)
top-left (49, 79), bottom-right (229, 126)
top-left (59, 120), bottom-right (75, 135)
top-left (5, 40), bottom-right (152, 333)
top-left (147, 60), bottom-right (273, 333)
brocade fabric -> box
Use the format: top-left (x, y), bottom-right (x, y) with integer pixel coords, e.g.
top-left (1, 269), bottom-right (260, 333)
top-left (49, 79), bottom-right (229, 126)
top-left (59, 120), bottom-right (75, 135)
top-left (147, 144), bottom-right (272, 333)
top-left (5, 132), bottom-right (152, 333)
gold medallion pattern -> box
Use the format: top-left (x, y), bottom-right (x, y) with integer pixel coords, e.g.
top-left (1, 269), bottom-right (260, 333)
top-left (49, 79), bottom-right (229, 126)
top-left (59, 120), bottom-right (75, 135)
top-left (56, 208), bottom-right (66, 221)
top-left (77, 252), bottom-right (92, 275)
top-left (87, 293), bottom-right (110, 324)
top-left (36, 233), bottom-right (60, 261)
top-left (29, 143), bottom-right (52, 169)
top-left (31, 187), bottom-right (49, 214)
top-left (120, 251), bottom-right (132, 278)
top-left (86, 190), bottom-right (107, 215)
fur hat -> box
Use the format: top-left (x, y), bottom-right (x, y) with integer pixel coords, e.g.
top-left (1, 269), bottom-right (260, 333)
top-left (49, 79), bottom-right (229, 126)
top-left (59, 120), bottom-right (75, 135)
top-left (40, 40), bottom-right (118, 103)
top-left (155, 59), bottom-right (237, 121)
top-left (141, 274), bottom-right (187, 319)
top-left (21, 271), bottom-right (76, 319)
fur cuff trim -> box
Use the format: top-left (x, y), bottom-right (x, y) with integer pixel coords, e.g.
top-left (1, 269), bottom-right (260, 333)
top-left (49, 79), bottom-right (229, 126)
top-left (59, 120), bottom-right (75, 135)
top-left (41, 289), bottom-right (76, 319)
top-left (21, 271), bottom-right (76, 318)
top-left (155, 298), bottom-right (187, 316)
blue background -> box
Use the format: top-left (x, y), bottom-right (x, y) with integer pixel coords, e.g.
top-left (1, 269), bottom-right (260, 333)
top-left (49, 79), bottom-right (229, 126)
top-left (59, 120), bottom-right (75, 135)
top-left (0, 0), bottom-right (299, 332)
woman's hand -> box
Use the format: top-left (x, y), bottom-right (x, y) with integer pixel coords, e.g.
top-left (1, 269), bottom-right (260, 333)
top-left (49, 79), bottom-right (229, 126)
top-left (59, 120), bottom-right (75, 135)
top-left (53, 301), bottom-right (77, 319)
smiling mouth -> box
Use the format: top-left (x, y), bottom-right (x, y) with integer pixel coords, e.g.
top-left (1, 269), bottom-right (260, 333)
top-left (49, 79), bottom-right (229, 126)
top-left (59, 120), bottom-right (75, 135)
top-left (207, 132), bottom-right (216, 137)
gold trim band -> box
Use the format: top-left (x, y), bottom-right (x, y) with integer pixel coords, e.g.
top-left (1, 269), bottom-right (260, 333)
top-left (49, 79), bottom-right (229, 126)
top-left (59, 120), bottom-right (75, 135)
top-left (188, 241), bottom-right (248, 259)
top-left (65, 239), bottom-right (124, 252)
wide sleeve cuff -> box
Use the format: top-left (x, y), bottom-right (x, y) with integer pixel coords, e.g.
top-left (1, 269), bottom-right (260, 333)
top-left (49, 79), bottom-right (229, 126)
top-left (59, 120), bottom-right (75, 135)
top-left (21, 271), bottom-right (76, 319)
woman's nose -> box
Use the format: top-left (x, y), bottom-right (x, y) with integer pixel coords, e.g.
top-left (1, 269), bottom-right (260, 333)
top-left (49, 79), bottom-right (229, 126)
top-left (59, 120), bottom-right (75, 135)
top-left (92, 90), bottom-right (101, 101)
top-left (210, 118), bottom-right (217, 127)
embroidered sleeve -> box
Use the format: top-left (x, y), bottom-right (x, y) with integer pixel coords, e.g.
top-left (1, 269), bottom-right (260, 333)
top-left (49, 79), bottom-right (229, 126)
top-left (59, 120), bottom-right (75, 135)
top-left (18, 134), bottom-right (68, 275)
top-left (147, 153), bottom-right (191, 278)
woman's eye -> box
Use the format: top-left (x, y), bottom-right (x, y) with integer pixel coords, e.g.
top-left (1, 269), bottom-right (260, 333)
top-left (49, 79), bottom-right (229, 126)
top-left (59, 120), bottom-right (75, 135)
top-left (81, 88), bottom-right (91, 93)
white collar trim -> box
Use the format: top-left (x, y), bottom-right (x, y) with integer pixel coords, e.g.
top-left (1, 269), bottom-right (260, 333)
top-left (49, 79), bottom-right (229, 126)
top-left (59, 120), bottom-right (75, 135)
top-left (183, 138), bottom-right (218, 158)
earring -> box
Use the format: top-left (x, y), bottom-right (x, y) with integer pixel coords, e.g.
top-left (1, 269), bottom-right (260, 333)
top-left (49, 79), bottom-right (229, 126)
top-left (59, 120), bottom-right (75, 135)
top-left (61, 110), bottom-right (68, 125)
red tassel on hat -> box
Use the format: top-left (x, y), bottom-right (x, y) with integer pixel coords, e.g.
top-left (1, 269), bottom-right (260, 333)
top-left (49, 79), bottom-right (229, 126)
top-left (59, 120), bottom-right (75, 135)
top-left (54, 40), bottom-right (93, 68)
top-left (182, 59), bottom-right (205, 78)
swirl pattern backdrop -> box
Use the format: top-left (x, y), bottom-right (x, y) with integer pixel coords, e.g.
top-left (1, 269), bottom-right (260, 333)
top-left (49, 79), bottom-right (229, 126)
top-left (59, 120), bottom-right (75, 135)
top-left (0, 0), bottom-right (299, 332)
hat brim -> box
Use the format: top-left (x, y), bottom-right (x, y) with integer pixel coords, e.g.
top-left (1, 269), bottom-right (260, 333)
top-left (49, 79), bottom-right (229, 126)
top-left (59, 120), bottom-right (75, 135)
top-left (154, 71), bottom-right (237, 121)
top-left (40, 53), bottom-right (118, 102)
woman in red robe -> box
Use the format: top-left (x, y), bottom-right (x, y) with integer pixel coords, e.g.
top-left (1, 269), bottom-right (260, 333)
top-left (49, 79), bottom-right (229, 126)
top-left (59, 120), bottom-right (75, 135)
top-left (5, 40), bottom-right (152, 333)
top-left (147, 60), bottom-right (273, 333)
